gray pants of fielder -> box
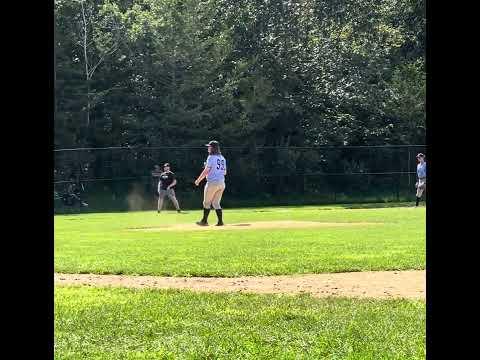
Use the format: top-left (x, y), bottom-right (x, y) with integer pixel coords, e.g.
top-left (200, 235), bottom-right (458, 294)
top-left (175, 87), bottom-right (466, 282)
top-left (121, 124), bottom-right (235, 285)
top-left (416, 178), bottom-right (426, 198)
top-left (158, 188), bottom-right (180, 211)
top-left (203, 181), bottom-right (225, 210)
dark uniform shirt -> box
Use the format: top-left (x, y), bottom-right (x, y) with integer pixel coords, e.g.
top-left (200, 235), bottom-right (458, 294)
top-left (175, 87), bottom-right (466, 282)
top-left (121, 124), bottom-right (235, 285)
top-left (159, 171), bottom-right (176, 190)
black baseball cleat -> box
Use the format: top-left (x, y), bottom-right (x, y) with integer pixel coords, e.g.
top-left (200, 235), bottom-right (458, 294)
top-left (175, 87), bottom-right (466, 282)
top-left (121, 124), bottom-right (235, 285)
top-left (177, 210), bottom-right (181, 213)
top-left (196, 221), bottom-right (208, 226)
top-left (215, 222), bottom-right (224, 226)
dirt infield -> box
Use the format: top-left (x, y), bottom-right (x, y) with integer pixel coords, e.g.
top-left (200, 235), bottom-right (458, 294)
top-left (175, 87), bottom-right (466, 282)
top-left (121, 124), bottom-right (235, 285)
top-left (55, 270), bottom-right (425, 300)
top-left (128, 220), bottom-right (382, 232)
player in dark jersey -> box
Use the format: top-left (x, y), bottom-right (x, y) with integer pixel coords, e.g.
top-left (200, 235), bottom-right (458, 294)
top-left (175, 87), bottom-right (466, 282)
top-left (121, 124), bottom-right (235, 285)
top-left (157, 163), bottom-right (181, 213)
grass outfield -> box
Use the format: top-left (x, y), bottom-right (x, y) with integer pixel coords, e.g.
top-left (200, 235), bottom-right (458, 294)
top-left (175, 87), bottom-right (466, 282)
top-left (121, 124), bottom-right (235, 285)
top-left (54, 204), bottom-right (425, 276)
top-left (55, 286), bottom-right (425, 360)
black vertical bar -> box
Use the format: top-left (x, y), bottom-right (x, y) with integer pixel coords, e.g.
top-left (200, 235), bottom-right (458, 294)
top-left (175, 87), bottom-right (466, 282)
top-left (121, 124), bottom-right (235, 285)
top-left (396, 173), bottom-right (400, 201)
top-left (254, 145), bottom-right (260, 192)
top-left (408, 147), bottom-right (412, 186)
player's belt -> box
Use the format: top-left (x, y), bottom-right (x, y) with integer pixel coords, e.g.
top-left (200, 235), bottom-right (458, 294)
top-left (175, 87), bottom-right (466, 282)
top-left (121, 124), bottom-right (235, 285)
top-left (418, 177), bottom-right (426, 180)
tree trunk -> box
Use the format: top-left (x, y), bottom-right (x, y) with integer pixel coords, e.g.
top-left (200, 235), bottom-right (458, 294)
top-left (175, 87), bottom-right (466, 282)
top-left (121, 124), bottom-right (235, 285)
top-left (81, 1), bottom-right (93, 145)
top-left (86, 82), bottom-right (94, 145)
top-left (81, 1), bottom-right (88, 123)
top-left (54, 16), bottom-right (57, 121)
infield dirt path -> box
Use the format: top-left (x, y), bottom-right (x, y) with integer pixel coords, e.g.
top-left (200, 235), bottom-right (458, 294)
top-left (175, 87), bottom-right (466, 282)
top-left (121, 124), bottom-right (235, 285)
top-left (55, 270), bottom-right (425, 300)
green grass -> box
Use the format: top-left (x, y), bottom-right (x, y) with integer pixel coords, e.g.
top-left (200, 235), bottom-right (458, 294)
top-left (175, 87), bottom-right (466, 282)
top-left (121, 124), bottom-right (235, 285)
top-left (55, 286), bottom-right (425, 360)
top-left (54, 204), bottom-right (425, 276)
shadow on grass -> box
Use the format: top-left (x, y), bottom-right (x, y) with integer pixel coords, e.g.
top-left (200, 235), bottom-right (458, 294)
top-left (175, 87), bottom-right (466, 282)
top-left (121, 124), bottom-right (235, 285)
top-left (338, 202), bottom-right (417, 210)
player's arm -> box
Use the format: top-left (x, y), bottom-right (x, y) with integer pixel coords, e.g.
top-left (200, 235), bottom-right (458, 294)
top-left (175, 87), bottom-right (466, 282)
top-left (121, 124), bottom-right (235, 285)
top-left (195, 166), bottom-right (210, 186)
top-left (158, 180), bottom-right (162, 193)
top-left (167, 179), bottom-right (177, 189)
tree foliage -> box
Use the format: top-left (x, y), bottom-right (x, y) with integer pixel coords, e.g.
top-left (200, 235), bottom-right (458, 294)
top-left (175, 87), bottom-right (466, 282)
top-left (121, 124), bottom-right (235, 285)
top-left (55, 0), bottom-right (425, 149)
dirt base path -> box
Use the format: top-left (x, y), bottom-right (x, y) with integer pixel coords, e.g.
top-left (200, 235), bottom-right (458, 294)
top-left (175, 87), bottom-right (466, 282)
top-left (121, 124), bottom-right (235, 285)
top-left (55, 270), bottom-right (425, 300)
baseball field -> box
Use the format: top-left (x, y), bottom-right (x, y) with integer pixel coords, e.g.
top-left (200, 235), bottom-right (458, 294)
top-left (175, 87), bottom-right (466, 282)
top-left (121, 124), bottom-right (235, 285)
top-left (54, 203), bottom-right (426, 359)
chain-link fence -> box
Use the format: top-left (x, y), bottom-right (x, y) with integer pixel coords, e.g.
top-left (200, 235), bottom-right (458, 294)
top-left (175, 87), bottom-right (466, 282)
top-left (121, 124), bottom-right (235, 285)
top-left (54, 145), bottom-right (426, 212)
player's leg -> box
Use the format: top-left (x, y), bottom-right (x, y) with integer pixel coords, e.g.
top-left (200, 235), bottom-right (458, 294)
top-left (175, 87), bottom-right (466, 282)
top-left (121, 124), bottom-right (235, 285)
top-left (420, 180), bottom-right (426, 204)
top-left (414, 180), bottom-right (419, 206)
top-left (197, 183), bottom-right (215, 225)
top-left (211, 184), bottom-right (226, 226)
top-left (167, 189), bottom-right (181, 212)
top-left (158, 190), bottom-right (166, 213)
top-left (415, 179), bottom-right (425, 206)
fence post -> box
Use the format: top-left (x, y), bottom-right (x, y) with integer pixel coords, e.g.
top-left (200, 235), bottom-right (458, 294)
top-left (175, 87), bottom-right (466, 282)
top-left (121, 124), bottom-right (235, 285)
top-left (396, 174), bottom-right (400, 201)
top-left (408, 147), bottom-right (411, 186)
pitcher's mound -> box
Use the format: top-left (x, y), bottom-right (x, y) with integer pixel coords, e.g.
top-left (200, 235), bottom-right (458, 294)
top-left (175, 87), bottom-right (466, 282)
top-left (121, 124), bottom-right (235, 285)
top-left (129, 221), bottom-right (381, 232)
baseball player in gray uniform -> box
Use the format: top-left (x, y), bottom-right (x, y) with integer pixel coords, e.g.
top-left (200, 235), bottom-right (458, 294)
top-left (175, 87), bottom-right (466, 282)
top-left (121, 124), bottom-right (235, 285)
top-left (415, 153), bottom-right (426, 207)
top-left (157, 163), bottom-right (181, 213)
top-left (194, 140), bottom-right (227, 226)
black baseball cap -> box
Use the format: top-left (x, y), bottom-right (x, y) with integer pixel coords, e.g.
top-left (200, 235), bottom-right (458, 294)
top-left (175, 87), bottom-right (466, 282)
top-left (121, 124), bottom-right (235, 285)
top-left (205, 140), bottom-right (219, 147)
top-left (163, 163), bottom-right (170, 167)
top-left (416, 153), bottom-right (425, 158)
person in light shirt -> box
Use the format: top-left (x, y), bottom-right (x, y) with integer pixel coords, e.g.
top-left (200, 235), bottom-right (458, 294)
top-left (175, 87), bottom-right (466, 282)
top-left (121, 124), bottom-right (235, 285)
top-left (194, 140), bottom-right (227, 226)
top-left (415, 153), bottom-right (426, 207)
